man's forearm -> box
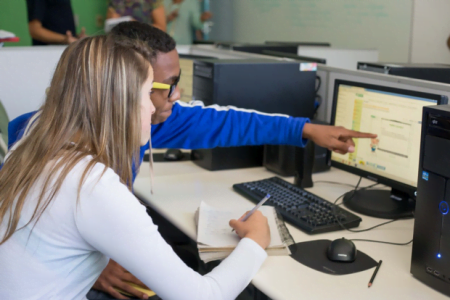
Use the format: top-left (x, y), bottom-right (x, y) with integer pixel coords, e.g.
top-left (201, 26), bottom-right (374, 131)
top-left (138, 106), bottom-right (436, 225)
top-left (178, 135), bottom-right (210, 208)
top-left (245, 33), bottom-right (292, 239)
top-left (302, 123), bottom-right (314, 140)
top-left (29, 25), bottom-right (67, 44)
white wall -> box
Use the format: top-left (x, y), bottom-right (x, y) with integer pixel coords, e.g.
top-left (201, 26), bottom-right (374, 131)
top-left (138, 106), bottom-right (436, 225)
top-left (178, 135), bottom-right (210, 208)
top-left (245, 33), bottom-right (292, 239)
top-left (208, 0), bottom-right (450, 64)
top-left (0, 45), bottom-right (192, 121)
top-left (231, 0), bottom-right (413, 62)
top-left (0, 46), bottom-right (66, 120)
top-left (410, 0), bottom-right (450, 64)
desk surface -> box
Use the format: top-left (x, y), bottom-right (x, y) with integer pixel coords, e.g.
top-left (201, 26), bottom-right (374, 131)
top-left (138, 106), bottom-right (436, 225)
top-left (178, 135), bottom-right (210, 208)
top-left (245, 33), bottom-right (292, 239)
top-left (134, 160), bottom-right (447, 300)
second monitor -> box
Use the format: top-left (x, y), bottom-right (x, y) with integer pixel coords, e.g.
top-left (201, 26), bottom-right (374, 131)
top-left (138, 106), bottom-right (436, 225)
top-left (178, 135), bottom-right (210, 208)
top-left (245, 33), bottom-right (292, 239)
top-left (330, 80), bottom-right (448, 219)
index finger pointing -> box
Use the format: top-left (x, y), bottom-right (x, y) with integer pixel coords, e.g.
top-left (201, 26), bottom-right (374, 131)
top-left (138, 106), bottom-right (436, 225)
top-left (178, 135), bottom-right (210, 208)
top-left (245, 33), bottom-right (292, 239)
top-left (341, 130), bottom-right (377, 139)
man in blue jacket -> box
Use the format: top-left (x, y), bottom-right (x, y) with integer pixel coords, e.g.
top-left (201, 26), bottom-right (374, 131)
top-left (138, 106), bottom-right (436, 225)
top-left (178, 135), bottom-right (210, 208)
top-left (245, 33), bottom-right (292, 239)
top-left (8, 22), bottom-right (375, 299)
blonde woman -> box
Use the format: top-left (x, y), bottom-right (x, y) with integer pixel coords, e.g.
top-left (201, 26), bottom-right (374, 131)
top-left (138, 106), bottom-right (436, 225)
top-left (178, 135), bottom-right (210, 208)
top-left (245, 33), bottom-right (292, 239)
top-left (0, 35), bottom-right (270, 300)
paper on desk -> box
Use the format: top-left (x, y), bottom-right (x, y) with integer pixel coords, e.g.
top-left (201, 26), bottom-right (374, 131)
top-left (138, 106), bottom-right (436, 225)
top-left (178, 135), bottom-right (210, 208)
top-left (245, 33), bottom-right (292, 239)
top-left (196, 202), bottom-right (285, 249)
top-left (197, 202), bottom-right (241, 247)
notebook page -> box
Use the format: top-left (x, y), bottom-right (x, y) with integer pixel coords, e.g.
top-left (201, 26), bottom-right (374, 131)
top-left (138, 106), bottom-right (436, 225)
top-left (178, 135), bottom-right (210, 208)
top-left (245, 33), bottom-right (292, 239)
top-left (197, 202), bottom-right (241, 247)
top-left (197, 202), bottom-right (285, 248)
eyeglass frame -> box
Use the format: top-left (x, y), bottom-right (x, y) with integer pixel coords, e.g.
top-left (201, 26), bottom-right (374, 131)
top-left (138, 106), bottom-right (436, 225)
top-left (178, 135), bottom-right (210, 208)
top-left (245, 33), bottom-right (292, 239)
top-left (152, 70), bottom-right (182, 98)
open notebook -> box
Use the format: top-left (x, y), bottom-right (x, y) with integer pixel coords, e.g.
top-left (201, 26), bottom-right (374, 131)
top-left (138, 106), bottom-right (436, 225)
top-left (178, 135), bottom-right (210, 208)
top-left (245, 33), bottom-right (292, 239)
top-left (195, 202), bottom-right (293, 263)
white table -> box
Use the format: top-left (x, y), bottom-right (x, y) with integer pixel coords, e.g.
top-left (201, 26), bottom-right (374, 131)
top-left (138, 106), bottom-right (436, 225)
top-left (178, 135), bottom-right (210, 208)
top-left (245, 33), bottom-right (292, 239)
top-left (134, 160), bottom-right (447, 300)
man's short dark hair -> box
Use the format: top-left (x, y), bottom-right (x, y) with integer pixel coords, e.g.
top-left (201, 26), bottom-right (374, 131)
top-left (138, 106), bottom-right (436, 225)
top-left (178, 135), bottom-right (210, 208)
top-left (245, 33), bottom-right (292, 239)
top-left (110, 22), bottom-right (176, 60)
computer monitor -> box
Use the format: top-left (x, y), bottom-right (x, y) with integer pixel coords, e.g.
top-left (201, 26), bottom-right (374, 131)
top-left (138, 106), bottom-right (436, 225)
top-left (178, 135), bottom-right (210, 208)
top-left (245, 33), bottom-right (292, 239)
top-left (330, 79), bottom-right (448, 219)
top-left (216, 43), bottom-right (298, 55)
top-left (261, 50), bottom-right (327, 64)
top-left (265, 41), bottom-right (331, 47)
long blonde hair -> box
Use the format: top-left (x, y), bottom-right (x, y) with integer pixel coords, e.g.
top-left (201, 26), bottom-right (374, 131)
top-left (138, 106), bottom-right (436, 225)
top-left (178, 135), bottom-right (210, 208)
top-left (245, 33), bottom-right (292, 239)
top-left (0, 35), bottom-right (154, 245)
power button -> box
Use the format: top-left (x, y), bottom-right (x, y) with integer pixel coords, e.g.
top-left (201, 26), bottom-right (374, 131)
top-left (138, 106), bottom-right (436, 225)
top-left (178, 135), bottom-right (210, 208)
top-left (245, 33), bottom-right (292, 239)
top-left (439, 201), bottom-right (449, 215)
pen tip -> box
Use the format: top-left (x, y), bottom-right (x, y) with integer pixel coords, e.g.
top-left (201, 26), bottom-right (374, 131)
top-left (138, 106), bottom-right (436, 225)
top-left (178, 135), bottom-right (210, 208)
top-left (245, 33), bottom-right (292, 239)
top-left (368, 283), bottom-right (372, 288)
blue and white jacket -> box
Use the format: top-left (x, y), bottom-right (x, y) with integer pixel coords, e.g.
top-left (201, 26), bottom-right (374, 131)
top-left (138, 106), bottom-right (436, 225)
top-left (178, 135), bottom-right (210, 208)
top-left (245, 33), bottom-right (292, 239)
top-left (8, 101), bottom-right (310, 181)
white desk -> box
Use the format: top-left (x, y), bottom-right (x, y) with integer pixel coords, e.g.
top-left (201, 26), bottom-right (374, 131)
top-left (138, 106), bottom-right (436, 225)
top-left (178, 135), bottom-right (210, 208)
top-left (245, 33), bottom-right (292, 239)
top-left (134, 161), bottom-right (447, 300)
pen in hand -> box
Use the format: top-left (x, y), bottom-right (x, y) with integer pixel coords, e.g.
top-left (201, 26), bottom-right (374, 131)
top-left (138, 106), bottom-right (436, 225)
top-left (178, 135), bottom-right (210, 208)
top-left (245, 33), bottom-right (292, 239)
top-left (232, 194), bottom-right (271, 232)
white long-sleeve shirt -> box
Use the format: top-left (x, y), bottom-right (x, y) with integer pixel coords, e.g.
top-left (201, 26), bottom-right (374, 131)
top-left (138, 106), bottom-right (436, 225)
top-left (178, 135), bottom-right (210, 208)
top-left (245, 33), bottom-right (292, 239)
top-left (0, 158), bottom-right (267, 300)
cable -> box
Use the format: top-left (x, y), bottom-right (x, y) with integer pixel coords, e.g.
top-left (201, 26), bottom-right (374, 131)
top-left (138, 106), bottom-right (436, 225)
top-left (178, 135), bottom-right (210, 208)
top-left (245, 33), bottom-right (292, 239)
top-left (350, 239), bottom-right (413, 246)
top-left (314, 95), bottom-right (322, 115)
top-left (331, 177), bottom-right (409, 233)
top-left (314, 181), bottom-right (356, 188)
top-left (337, 218), bottom-right (401, 233)
top-left (315, 180), bottom-right (379, 190)
top-left (315, 75), bottom-right (321, 93)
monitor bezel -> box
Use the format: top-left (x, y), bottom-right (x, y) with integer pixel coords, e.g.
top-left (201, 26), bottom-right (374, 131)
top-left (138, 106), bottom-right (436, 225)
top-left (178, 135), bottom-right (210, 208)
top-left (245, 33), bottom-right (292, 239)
top-left (329, 79), bottom-right (448, 195)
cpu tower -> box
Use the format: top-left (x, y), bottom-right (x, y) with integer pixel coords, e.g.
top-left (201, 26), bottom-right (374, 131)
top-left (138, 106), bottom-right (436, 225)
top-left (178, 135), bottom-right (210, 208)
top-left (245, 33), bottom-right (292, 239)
top-left (191, 58), bottom-right (316, 171)
top-left (411, 105), bottom-right (450, 296)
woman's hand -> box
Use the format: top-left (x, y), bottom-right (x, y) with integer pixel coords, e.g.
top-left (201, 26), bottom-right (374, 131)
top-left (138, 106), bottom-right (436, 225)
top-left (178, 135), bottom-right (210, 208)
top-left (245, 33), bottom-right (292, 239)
top-left (229, 210), bottom-right (271, 249)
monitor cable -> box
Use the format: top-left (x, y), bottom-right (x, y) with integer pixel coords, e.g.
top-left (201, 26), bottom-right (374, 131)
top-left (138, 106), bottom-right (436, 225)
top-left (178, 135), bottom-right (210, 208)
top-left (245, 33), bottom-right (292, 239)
top-left (330, 176), bottom-right (413, 246)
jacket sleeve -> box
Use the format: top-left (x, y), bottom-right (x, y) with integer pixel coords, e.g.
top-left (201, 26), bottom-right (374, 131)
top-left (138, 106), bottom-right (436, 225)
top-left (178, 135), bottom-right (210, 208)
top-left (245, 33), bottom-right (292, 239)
top-left (7, 111), bottom-right (37, 149)
top-left (151, 101), bottom-right (310, 149)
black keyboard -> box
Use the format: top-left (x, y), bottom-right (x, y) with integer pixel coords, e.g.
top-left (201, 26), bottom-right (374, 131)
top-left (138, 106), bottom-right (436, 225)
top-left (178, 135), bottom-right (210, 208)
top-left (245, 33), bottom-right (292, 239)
top-left (233, 177), bottom-right (362, 234)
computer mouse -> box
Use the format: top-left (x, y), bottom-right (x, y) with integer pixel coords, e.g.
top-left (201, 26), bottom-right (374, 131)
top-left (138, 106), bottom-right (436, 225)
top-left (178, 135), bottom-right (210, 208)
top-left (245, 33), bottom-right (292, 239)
top-left (164, 149), bottom-right (184, 161)
top-left (327, 238), bottom-right (357, 262)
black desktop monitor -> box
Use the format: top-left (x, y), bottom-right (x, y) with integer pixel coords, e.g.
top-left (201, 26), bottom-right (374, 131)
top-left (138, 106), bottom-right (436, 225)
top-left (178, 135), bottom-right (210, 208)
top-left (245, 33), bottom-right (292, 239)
top-left (265, 41), bottom-right (331, 47)
top-left (329, 80), bottom-right (448, 219)
top-left (261, 50), bottom-right (326, 64)
top-left (216, 43), bottom-right (299, 55)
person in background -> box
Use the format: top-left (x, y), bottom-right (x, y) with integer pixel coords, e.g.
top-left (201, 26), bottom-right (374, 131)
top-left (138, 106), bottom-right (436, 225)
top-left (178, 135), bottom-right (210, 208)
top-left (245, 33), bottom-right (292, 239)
top-left (107, 0), bottom-right (167, 32)
top-left (26, 0), bottom-right (86, 46)
top-left (165, 0), bottom-right (212, 45)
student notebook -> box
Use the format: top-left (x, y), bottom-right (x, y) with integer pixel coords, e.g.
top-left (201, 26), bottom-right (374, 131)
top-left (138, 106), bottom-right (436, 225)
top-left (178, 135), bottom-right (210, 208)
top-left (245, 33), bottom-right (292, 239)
top-left (195, 202), bottom-right (293, 263)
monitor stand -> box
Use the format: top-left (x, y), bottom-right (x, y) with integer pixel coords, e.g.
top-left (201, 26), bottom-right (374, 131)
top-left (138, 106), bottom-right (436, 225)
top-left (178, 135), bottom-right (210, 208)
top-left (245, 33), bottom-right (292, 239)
top-left (343, 188), bottom-right (415, 219)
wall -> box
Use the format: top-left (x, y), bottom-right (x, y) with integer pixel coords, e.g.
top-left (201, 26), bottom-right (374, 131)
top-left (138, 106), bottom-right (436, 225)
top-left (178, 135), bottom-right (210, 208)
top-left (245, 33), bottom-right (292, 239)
top-left (0, 46), bottom-right (66, 120)
top-left (0, 0), bottom-right (30, 46)
top-left (410, 0), bottom-right (450, 64)
top-left (208, 0), bottom-right (234, 42)
top-left (0, 45), bottom-right (191, 120)
top-left (0, 0), bottom-right (107, 47)
top-left (231, 0), bottom-right (413, 62)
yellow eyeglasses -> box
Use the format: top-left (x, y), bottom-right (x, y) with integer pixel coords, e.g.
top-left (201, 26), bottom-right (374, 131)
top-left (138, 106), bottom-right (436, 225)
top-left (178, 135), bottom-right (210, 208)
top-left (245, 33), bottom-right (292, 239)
top-left (152, 70), bottom-right (181, 98)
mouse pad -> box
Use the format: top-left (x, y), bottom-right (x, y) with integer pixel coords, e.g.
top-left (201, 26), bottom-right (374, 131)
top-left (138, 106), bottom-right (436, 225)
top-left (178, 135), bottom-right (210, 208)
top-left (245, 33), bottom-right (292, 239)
top-left (289, 240), bottom-right (377, 275)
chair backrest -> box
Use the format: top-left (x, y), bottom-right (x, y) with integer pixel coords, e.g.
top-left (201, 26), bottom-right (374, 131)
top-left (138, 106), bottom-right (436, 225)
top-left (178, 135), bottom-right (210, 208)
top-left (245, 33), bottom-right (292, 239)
top-left (0, 100), bottom-right (9, 160)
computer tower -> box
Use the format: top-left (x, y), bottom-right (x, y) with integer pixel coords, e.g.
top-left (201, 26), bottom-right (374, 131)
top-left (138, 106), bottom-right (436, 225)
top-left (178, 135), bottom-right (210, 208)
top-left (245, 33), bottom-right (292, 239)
top-left (358, 62), bottom-right (450, 84)
top-left (264, 120), bottom-right (331, 177)
top-left (411, 105), bottom-right (450, 296)
top-left (191, 59), bottom-right (316, 171)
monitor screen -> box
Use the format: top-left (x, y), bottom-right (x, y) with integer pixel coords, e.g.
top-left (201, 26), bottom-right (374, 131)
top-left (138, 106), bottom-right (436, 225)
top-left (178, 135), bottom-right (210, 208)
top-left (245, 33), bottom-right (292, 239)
top-left (331, 80), bottom-right (446, 190)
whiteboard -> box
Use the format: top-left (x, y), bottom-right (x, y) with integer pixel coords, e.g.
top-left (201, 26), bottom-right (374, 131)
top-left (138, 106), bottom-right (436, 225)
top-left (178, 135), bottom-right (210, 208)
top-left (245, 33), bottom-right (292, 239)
top-left (232, 0), bottom-right (413, 62)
